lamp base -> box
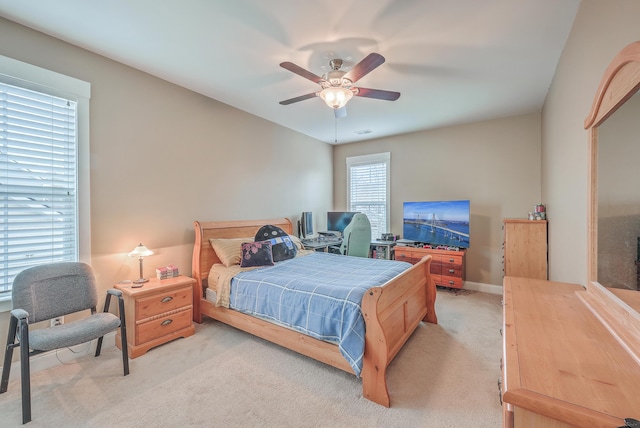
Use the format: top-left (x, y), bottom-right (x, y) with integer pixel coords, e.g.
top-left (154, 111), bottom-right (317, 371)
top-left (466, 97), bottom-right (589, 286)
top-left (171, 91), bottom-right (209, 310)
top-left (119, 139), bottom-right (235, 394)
top-left (133, 278), bottom-right (149, 284)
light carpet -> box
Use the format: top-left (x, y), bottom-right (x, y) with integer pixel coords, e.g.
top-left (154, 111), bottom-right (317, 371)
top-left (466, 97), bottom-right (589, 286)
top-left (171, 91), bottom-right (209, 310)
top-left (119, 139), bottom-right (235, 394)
top-left (0, 289), bottom-right (503, 427)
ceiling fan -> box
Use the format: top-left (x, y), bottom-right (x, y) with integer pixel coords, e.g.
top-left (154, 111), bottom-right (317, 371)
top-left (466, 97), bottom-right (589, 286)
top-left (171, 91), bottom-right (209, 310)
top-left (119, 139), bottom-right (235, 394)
top-left (279, 53), bottom-right (400, 118)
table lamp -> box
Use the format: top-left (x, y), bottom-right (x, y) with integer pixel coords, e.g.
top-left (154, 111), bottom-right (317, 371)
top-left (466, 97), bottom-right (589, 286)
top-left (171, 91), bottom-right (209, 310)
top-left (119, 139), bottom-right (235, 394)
top-left (128, 243), bottom-right (154, 284)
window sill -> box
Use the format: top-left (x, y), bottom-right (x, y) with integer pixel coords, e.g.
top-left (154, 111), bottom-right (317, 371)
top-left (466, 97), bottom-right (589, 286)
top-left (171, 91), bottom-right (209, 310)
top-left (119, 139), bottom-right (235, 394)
top-left (0, 295), bottom-right (11, 313)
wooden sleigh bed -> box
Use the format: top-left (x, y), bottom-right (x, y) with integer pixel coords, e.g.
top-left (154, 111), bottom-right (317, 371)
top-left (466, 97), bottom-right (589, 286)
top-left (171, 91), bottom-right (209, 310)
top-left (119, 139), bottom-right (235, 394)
top-left (191, 217), bottom-right (437, 407)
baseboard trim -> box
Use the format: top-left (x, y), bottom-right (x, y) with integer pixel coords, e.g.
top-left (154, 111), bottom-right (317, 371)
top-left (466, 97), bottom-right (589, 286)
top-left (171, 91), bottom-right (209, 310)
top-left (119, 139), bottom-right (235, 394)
top-left (1, 331), bottom-right (117, 382)
top-left (463, 281), bottom-right (502, 295)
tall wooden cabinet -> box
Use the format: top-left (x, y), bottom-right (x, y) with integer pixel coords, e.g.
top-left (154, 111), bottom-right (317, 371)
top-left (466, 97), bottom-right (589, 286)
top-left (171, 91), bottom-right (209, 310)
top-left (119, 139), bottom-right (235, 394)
top-left (503, 219), bottom-right (547, 280)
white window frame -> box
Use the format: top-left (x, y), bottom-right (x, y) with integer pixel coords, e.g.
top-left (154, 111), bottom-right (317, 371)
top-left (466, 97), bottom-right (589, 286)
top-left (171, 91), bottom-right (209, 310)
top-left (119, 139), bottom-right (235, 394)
top-left (0, 56), bottom-right (91, 312)
top-left (346, 152), bottom-right (390, 240)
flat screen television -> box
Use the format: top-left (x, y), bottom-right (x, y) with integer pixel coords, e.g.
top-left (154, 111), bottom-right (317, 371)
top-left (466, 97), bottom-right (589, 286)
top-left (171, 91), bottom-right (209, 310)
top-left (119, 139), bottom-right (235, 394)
top-left (402, 200), bottom-right (470, 248)
top-left (326, 211), bottom-right (359, 236)
top-left (300, 211), bottom-right (313, 238)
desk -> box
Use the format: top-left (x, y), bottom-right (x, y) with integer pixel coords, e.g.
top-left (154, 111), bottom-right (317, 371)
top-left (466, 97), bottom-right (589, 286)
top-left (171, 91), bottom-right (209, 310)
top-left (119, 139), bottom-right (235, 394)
top-left (301, 238), bottom-right (342, 252)
top-left (370, 240), bottom-right (396, 259)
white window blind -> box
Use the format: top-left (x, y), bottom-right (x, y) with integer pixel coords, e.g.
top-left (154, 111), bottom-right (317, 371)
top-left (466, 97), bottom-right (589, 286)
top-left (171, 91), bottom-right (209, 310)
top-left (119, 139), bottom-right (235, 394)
top-left (0, 82), bottom-right (78, 297)
top-left (347, 153), bottom-right (390, 240)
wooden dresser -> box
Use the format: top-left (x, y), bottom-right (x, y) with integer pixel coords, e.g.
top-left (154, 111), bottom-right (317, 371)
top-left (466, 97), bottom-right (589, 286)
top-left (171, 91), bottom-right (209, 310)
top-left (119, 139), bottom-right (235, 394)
top-left (395, 246), bottom-right (465, 288)
top-left (501, 276), bottom-right (640, 427)
top-left (503, 219), bottom-right (547, 279)
top-left (115, 276), bottom-right (195, 358)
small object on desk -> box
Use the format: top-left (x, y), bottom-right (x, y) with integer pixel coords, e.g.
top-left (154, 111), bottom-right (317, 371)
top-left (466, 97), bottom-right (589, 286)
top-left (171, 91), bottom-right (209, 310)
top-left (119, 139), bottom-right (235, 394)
top-left (131, 283), bottom-right (144, 288)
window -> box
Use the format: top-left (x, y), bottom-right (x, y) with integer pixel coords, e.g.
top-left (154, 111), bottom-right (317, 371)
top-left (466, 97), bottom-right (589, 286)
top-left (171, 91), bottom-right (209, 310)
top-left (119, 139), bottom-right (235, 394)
top-left (0, 56), bottom-right (90, 307)
top-left (347, 152), bottom-right (390, 240)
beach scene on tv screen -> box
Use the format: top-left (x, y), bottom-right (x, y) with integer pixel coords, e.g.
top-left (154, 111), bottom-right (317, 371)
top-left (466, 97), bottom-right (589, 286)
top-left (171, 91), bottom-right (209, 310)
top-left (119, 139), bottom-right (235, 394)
top-left (403, 200), bottom-right (470, 248)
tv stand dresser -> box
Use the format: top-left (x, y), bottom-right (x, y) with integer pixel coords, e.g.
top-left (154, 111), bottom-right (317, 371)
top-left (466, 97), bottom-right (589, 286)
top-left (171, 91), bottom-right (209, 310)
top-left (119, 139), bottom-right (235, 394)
top-left (395, 246), bottom-right (465, 288)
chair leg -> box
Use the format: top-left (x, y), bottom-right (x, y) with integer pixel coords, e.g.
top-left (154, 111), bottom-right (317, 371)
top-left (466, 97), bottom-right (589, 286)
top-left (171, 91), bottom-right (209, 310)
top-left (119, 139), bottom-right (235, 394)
top-left (117, 296), bottom-right (130, 376)
top-left (0, 315), bottom-right (18, 393)
top-left (18, 319), bottom-right (31, 424)
top-left (97, 292), bottom-right (129, 375)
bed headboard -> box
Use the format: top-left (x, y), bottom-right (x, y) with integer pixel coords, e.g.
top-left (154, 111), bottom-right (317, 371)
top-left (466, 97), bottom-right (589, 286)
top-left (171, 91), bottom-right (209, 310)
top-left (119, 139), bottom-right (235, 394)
top-left (192, 218), bottom-right (293, 293)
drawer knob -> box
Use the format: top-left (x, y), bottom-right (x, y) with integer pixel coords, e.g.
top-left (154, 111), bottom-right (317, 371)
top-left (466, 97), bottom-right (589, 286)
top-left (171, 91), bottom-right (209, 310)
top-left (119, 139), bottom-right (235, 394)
top-left (449, 258), bottom-right (454, 262)
top-left (448, 269), bottom-right (455, 274)
top-left (161, 296), bottom-right (173, 303)
top-left (161, 319), bottom-right (173, 326)
top-left (448, 280), bottom-right (454, 285)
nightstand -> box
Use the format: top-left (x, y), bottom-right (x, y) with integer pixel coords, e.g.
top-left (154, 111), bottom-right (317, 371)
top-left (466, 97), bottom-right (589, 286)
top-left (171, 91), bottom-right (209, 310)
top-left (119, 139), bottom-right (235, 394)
top-left (114, 275), bottom-right (195, 358)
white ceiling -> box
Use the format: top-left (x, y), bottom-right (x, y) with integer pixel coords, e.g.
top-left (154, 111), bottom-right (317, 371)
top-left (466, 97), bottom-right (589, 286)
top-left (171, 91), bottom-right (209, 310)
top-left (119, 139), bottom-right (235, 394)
top-left (0, 0), bottom-right (580, 144)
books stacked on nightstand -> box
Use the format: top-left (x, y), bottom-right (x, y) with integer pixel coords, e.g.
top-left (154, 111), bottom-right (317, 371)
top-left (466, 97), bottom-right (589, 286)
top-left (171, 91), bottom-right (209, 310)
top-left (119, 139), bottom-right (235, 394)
top-left (156, 264), bottom-right (179, 279)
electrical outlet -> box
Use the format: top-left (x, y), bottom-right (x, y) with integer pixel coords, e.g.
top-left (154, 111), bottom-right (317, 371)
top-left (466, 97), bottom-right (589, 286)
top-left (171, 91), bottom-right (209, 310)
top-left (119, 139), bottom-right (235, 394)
top-left (50, 316), bottom-right (64, 327)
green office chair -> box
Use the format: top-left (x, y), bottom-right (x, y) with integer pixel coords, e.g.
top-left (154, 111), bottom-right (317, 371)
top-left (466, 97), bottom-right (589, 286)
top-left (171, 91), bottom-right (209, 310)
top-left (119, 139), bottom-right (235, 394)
top-left (339, 213), bottom-right (372, 257)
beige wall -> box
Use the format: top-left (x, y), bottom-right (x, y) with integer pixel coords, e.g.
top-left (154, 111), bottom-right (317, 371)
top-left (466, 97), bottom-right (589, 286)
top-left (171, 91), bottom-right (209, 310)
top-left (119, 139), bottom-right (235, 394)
top-left (0, 18), bottom-right (332, 346)
top-left (333, 113), bottom-right (542, 286)
top-left (542, 0), bottom-right (640, 285)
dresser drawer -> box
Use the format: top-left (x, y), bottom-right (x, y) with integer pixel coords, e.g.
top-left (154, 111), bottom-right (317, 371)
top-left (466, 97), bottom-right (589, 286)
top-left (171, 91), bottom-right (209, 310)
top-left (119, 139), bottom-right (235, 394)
top-left (435, 275), bottom-right (463, 288)
top-left (136, 308), bottom-right (193, 344)
top-left (441, 265), bottom-right (463, 277)
top-left (441, 255), bottom-right (463, 267)
top-left (135, 286), bottom-right (192, 320)
top-left (395, 249), bottom-right (425, 264)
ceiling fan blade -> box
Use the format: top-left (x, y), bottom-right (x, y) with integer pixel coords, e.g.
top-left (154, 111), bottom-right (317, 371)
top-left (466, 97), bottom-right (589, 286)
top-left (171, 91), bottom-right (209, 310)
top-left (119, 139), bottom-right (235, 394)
top-left (343, 53), bottom-right (385, 83)
top-left (280, 62), bottom-right (325, 84)
top-left (353, 87), bottom-right (401, 101)
top-left (334, 107), bottom-right (347, 119)
top-left (279, 92), bottom-right (318, 105)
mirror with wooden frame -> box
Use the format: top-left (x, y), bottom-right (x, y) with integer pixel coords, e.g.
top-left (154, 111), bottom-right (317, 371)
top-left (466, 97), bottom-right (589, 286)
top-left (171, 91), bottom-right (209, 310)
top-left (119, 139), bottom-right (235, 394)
top-left (585, 41), bottom-right (640, 291)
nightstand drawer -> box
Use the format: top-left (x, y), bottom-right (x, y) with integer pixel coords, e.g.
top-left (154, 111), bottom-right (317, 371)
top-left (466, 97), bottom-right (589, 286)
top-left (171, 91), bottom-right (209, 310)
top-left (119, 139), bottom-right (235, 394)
top-left (136, 308), bottom-right (192, 344)
top-left (136, 286), bottom-right (192, 320)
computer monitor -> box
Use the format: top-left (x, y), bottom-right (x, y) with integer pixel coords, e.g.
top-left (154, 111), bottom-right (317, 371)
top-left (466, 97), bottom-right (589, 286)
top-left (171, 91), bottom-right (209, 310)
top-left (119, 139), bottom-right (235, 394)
top-left (300, 211), bottom-right (313, 238)
top-left (326, 211), bottom-right (358, 236)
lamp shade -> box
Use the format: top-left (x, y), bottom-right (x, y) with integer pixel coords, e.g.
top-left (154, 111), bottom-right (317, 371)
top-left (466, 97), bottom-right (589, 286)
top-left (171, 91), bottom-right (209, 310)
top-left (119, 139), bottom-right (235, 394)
top-left (319, 87), bottom-right (353, 109)
top-left (128, 243), bottom-right (153, 258)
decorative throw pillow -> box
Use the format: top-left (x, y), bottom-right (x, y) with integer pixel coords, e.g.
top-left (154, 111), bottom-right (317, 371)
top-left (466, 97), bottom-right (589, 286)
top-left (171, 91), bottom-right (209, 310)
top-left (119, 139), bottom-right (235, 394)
top-left (254, 225), bottom-right (297, 262)
top-left (240, 241), bottom-right (274, 268)
top-left (210, 237), bottom-right (253, 267)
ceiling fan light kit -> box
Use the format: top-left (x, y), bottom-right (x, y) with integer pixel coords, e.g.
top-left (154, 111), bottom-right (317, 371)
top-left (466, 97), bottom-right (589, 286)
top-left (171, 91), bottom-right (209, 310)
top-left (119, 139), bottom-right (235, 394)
top-left (319, 87), bottom-right (353, 109)
top-left (279, 53), bottom-right (400, 114)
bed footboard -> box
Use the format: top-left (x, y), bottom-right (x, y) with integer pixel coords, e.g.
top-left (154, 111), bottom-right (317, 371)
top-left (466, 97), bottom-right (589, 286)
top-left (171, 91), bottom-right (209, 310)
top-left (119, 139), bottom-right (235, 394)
top-left (360, 255), bottom-right (435, 407)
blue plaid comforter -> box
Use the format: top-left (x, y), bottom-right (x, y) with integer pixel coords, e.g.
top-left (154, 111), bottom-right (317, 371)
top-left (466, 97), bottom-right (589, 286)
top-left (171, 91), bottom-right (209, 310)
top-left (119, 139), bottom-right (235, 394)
top-left (229, 252), bottom-right (412, 376)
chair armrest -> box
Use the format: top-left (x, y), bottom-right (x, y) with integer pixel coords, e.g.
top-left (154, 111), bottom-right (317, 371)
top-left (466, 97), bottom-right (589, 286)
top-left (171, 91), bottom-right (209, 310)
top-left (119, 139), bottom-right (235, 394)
top-left (106, 289), bottom-right (123, 298)
top-left (103, 288), bottom-right (125, 314)
top-left (10, 308), bottom-right (28, 320)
